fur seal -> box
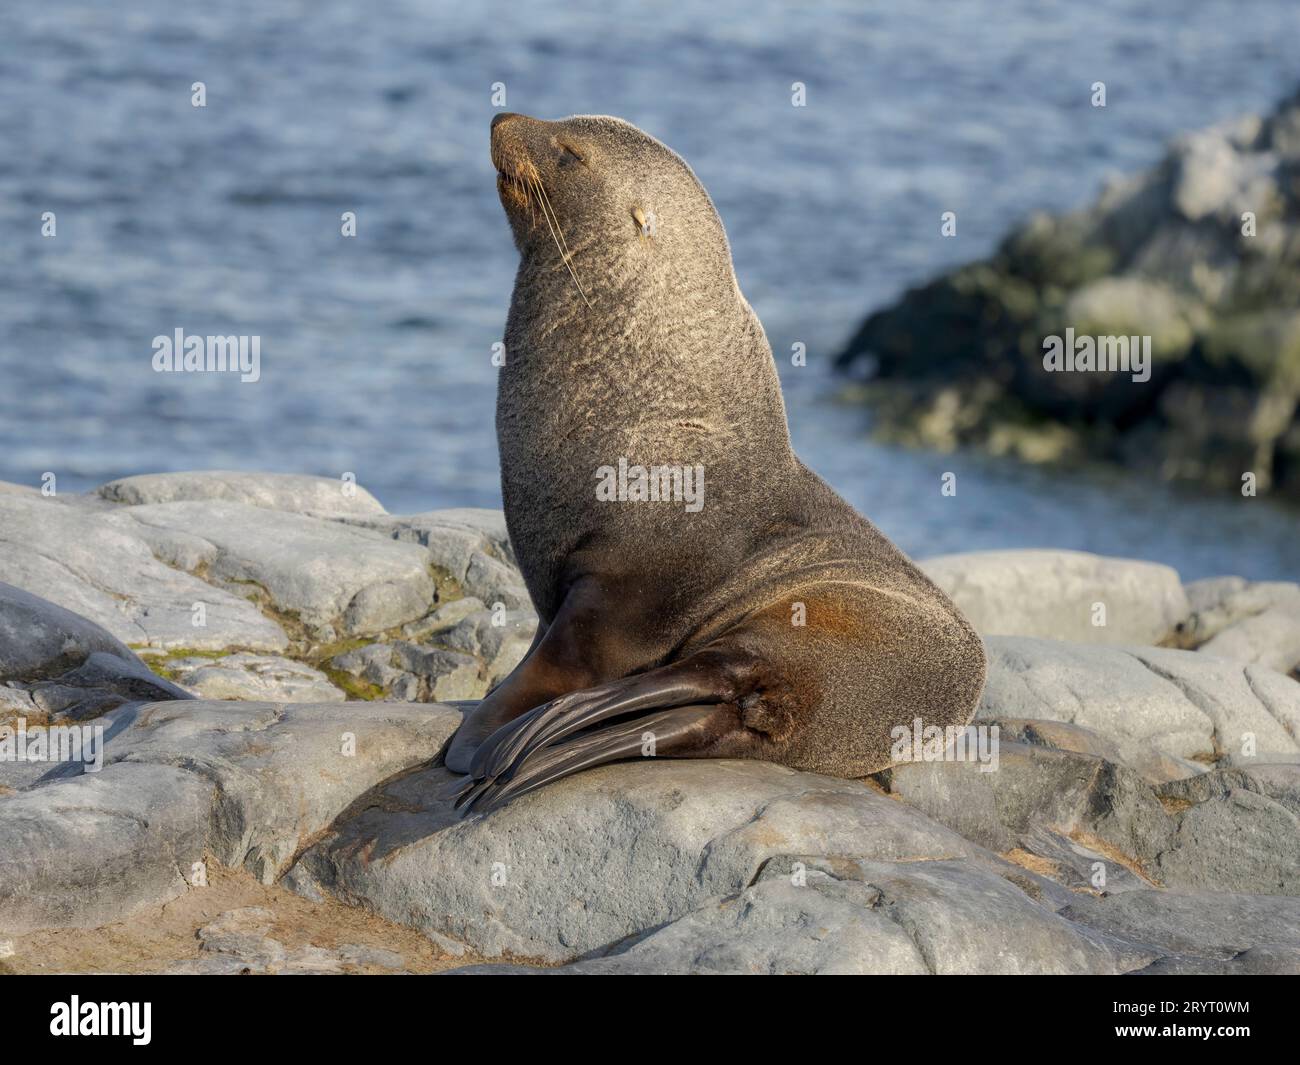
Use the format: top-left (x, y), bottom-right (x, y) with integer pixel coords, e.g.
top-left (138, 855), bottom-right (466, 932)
top-left (444, 112), bottom-right (987, 812)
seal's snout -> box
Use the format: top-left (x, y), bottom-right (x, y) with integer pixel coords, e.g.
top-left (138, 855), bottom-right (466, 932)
top-left (490, 112), bottom-right (536, 178)
top-left (490, 111), bottom-right (535, 154)
top-left (491, 112), bottom-right (547, 218)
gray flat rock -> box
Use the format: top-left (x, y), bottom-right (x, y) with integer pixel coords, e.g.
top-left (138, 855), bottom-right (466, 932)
top-left (170, 653), bottom-right (344, 703)
top-left (438, 607), bottom-right (536, 685)
top-left (0, 496), bottom-right (288, 651)
top-left (97, 471), bottom-right (386, 516)
top-left (0, 698), bottom-right (462, 931)
top-left (1058, 889), bottom-right (1300, 960)
top-left (1151, 785), bottom-right (1300, 895)
top-left (885, 741), bottom-right (1300, 896)
top-left (884, 742), bottom-right (1172, 869)
top-left (920, 550), bottom-right (1190, 645)
top-left (287, 758), bottom-right (1038, 964)
top-left (104, 698), bottom-right (462, 882)
top-left (980, 636), bottom-right (1300, 771)
top-left (1132, 945), bottom-right (1300, 975)
top-left (0, 761), bottom-right (213, 933)
top-left (330, 642), bottom-right (486, 702)
top-left (459, 857), bottom-right (1152, 975)
top-left (335, 510), bottom-right (531, 610)
top-left (1184, 576), bottom-right (1300, 675)
top-left (120, 501), bottom-right (435, 638)
top-left (0, 581), bottom-right (139, 683)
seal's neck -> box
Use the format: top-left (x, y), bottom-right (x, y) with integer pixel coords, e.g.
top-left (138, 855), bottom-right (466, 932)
top-left (506, 264), bottom-right (783, 416)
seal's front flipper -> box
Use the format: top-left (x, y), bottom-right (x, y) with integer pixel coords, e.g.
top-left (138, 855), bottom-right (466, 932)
top-left (453, 649), bottom-right (762, 815)
top-left (460, 703), bottom-right (728, 815)
top-left (467, 655), bottom-right (741, 787)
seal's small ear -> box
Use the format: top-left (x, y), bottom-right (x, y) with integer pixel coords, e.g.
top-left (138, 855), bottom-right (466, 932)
top-left (631, 205), bottom-right (653, 239)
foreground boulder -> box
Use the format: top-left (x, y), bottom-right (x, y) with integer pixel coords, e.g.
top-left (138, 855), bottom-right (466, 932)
top-left (0, 698), bottom-right (462, 933)
top-left (0, 763), bottom-right (213, 931)
top-left (1060, 890), bottom-right (1300, 974)
top-left (286, 759), bottom-right (1041, 963)
top-left (496, 878), bottom-right (1300, 976)
top-left (467, 858), bottom-right (1153, 975)
top-left (1, 472), bottom-right (1296, 973)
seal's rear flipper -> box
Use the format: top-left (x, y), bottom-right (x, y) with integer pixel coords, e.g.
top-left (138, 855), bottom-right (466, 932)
top-left (459, 703), bottom-right (727, 815)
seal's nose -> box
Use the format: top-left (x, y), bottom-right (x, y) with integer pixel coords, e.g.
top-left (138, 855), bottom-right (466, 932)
top-left (492, 111), bottom-right (520, 130)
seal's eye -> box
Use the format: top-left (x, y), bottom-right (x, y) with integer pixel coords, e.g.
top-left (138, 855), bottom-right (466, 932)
top-left (559, 142), bottom-right (585, 164)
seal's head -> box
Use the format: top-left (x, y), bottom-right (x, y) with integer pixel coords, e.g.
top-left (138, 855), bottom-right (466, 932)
top-left (490, 112), bottom-right (737, 307)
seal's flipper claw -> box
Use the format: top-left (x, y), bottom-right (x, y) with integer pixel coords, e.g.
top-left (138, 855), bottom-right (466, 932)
top-left (453, 776), bottom-right (495, 812)
top-left (467, 701), bottom-right (550, 782)
top-left (466, 704), bottom-right (724, 815)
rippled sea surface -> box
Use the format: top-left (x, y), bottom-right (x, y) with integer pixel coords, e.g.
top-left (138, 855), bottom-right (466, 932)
top-left (3, 0), bottom-right (1298, 579)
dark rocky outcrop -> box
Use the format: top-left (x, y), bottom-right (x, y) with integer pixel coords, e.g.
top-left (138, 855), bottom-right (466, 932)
top-left (836, 86), bottom-right (1300, 498)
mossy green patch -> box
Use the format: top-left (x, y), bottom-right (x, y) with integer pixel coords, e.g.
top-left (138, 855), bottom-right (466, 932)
top-left (141, 646), bottom-right (241, 682)
top-left (428, 563), bottom-right (463, 607)
top-left (322, 666), bottom-right (385, 702)
top-left (126, 558), bottom-right (477, 702)
top-left (307, 636), bottom-right (372, 667)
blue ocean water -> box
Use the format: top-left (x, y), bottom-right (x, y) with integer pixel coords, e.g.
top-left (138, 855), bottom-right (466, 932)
top-left (2, 0), bottom-right (1297, 579)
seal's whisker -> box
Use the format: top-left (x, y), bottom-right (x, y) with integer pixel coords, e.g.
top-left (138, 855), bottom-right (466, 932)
top-left (537, 181), bottom-right (591, 305)
top-left (531, 176), bottom-right (593, 308)
top-left (534, 178), bottom-right (576, 262)
top-left (530, 176), bottom-right (570, 263)
top-left (522, 172), bottom-right (539, 227)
